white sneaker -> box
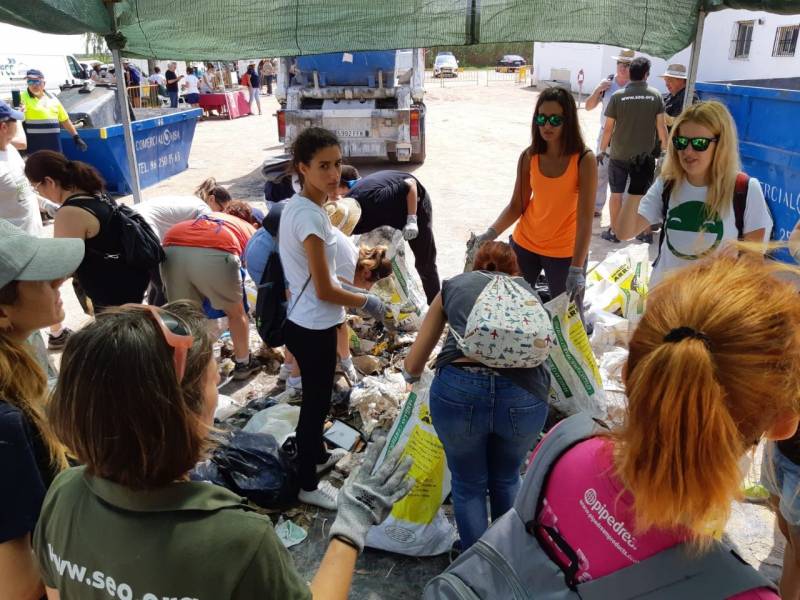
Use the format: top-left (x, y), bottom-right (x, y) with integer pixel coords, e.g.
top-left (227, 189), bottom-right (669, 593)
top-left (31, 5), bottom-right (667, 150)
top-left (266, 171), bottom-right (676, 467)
top-left (278, 362), bottom-right (293, 382)
top-left (272, 386), bottom-right (301, 403)
top-left (316, 447), bottom-right (349, 474)
top-left (298, 481), bottom-right (339, 510)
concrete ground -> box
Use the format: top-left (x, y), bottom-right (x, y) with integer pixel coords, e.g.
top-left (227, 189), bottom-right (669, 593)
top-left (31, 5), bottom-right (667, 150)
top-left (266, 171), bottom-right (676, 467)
top-left (50, 71), bottom-right (784, 594)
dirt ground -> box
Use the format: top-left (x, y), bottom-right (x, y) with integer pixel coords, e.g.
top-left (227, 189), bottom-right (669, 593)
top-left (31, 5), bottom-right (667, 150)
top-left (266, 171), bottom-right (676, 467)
top-left (50, 71), bottom-right (784, 592)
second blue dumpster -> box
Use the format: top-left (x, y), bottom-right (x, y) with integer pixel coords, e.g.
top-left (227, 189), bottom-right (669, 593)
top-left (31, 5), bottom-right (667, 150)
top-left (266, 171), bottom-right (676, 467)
top-left (60, 107), bottom-right (202, 195)
top-left (697, 82), bottom-right (800, 261)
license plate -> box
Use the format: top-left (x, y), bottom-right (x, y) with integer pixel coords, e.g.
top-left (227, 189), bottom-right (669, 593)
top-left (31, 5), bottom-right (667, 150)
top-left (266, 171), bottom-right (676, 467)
top-left (336, 130), bottom-right (366, 138)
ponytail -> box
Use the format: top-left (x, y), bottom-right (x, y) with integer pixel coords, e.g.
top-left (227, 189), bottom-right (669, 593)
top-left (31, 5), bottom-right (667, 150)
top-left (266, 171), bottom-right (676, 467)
top-left (194, 177), bottom-right (231, 206)
top-left (616, 338), bottom-right (743, 544)
top-left (614, 253), bottom-right (800, 547)
top-left (24, 150), bottom-right (105, 195)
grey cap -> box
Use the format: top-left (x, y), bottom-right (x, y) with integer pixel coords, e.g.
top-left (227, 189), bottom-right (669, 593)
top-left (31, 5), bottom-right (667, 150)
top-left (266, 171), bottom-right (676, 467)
top-left (0, 219), bottom-right (84, 288)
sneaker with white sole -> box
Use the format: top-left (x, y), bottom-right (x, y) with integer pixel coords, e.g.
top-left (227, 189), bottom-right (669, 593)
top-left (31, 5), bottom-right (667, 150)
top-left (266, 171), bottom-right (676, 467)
top-left (233, 356), bottom-right (262, 380)
top-left (316, 447), bottom-right (349, 475)
top-left (298, 480), bottom-right (339, 510)
top-left (271, 386), bottom-right (301, 403)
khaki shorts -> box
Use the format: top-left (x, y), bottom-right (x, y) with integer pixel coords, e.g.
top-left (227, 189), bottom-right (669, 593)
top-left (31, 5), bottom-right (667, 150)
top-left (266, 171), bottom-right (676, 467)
top-left (161, 246), bottom-right (242, 309)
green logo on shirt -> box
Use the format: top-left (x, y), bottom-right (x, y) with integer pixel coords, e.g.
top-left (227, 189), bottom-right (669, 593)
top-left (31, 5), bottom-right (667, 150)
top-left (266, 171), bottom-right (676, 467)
top-left (665, 201), bottom-right (724, 260)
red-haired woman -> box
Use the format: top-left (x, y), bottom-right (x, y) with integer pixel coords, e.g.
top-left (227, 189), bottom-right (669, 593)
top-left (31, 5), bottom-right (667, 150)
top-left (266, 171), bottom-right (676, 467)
top-left (403, 241), bottom-right (551, 550)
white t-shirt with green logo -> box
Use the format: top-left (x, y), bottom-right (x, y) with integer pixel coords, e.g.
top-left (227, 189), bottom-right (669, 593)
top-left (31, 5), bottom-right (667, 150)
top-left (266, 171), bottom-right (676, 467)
top-left (639, 176), bottom-right (773, 286)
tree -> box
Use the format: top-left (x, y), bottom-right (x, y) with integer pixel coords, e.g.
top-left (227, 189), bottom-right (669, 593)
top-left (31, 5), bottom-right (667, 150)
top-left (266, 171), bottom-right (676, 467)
top-left (84, 33), bottom-right (107, 56)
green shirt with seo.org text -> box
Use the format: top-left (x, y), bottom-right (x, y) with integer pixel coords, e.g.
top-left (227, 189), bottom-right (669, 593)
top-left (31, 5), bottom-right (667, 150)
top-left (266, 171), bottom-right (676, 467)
top-left (33, 466), bottom-right (312, 600)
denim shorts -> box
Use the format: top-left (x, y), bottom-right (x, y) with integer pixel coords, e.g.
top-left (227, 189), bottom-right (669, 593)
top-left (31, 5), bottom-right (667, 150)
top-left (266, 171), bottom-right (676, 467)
top-left (762, 442), bottom-right (800, 526)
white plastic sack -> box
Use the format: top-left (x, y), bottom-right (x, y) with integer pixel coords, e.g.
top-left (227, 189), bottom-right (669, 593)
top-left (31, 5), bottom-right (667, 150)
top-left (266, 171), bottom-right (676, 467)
top-left (586, 308), bottom-right (631, 355)
top-left (598, 347), bottom-right (629, 426)
top-left (372, 231), bottom-right (427, 331)
top-left (585, 243), bottom-right (650, 325)
top-left (242, 403), bottom-right (301, 444)
top-left (349, 373), bottom-right (407, 435)
top-left (365, 371), bottom-right (458, 556)
top-left (544, 293), bottom-right (605, 416)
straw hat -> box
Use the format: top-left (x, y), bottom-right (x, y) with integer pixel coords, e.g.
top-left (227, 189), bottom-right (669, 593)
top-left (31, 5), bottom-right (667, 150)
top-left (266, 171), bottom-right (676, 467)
top-left (612, 49), bottom-right (636, 63)
top-left (324, 197), bottom-right (362, 236)
top-left (660, 63), bottom-right (688, 79)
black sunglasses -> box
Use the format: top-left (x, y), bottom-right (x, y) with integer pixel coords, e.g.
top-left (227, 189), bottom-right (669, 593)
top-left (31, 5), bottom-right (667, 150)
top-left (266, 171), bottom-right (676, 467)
top-left (535, 113), bottom-right (564, 127)
top-left (672, 135), bottom-right (719, 152)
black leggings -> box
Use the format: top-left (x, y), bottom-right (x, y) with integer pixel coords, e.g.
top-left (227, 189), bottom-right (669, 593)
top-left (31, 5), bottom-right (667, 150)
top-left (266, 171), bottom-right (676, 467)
top-left (284, 319), bottom-right (338, 491)
top-left (511, 239), bottom-right (572, 299)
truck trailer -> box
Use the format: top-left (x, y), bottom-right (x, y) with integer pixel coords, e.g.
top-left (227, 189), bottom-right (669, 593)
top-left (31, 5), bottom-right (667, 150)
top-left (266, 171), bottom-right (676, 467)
top-left (276, 49), bottom-right (426, 163)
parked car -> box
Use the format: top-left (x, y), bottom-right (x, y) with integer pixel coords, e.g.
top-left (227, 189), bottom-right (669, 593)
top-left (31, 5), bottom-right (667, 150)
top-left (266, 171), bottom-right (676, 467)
top-left (433, 52), bottom-right (458, 78)
top-left (496, 55), bottom-right (527, 72)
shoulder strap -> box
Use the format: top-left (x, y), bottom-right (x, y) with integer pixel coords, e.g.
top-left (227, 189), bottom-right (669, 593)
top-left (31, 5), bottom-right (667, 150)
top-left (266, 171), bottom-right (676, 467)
top-left (513, 413), bottom-right (608, 522)
top-left (733, 172), bottom-right (749, 240)
top-left (578, 541), bottom-right (776, 600)
top-left (285, 276), bottom-right (312, 320)
top-left (578, 147), bottom-right (591, 163)
top-left (652, 180), bottom-right (674, 268)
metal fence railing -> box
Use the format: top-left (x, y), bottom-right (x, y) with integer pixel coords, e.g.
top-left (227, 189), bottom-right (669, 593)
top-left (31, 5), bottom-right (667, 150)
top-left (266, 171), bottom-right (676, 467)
top-left (126, 84), bottom-right (164, 108)
top-left (424, 68), bottom-right (530, 88)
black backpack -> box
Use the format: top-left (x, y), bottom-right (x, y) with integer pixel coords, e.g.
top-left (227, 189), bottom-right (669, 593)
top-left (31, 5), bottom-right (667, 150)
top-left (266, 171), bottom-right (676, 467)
top-left (66, 194), bottom-right (165, 269)
top-left (653, 172), bottom-right (750, 267)
top-left (254, 204), bottom-right (310, 347)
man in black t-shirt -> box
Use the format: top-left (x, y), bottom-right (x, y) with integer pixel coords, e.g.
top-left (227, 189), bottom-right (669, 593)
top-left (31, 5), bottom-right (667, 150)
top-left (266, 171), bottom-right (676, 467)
top-left (164, 61), bottom-right (183, 109)
top-left (339, 167), bottom-right (440, 303)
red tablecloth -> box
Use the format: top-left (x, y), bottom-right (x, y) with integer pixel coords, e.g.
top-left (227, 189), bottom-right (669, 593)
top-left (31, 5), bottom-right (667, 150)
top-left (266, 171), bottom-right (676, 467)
top-left (198, 90), bottom-right (251, 119)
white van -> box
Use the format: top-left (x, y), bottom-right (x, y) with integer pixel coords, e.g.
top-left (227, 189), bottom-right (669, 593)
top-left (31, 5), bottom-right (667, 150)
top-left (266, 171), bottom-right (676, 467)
top-left (0, 53), bottom-right (86, 102)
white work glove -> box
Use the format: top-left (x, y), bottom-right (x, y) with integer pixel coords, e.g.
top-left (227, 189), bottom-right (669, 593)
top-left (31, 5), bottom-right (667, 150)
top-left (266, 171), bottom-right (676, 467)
top-left (403, 215), bottom-right (419, 241)
top-left (328, 435), bottom-right (414, 553)
top-left (40, 199), bottom-right (60, 218)
top-left (464, 226), bottom-right (498, 272)
top-left (361, 293), bottom-right (386, 322)
top-left (565, 266), bottom-right (586, 301)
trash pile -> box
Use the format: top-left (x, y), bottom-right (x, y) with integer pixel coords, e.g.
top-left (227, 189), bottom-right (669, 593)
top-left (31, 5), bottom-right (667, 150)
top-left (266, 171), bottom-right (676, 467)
top-left (196, 230), bottom-right (662, 559)
top-left (581, 243), bottom-right (651, 424)
top-left (193, 229), bottom-right (453, 554)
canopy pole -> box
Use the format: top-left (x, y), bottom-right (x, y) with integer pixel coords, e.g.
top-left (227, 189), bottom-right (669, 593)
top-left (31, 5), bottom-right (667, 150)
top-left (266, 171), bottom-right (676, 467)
top-left (684, 9), bottom-right (707, 111)
top-left (110, 48), bottom-right (143, 204)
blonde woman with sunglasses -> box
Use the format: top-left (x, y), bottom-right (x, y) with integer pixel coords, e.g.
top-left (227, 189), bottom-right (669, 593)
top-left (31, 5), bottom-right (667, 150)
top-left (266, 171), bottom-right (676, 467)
top-left (615, 100), bottom-right (772, 286)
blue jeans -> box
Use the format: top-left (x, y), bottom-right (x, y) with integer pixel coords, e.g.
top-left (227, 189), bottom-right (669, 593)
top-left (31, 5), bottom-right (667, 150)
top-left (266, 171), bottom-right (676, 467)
top-left (168, 90), bottom-right (178, 108)
top-left (430, 364), bottom-right (548, 549)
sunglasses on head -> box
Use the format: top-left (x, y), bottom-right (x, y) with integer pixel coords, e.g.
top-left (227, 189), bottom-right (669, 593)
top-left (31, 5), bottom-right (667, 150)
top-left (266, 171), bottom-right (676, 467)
top-left (535, 113), bottom-right (564, 127)
top-left (672, 135), bottom-right (719, 152)
top-left (122, 304), bottom-right (194, 382)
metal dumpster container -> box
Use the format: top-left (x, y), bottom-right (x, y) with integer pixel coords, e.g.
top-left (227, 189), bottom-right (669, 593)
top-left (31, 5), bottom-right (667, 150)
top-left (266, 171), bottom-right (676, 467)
top-left (296, 51), bottom-right (396, 87)
top-left (697, 82), bottom-right (800, 261)
top-left (59, 107), bottom-right (202, 195)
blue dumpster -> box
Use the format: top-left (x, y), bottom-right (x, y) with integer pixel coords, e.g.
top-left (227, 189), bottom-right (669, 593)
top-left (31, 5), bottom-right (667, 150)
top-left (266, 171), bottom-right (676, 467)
top-left (296, 51), bottom-right (396, 87)
top-left (697, 83), bottom-right (800, 261)
top-left (60, 108), bottom-right (202, 195)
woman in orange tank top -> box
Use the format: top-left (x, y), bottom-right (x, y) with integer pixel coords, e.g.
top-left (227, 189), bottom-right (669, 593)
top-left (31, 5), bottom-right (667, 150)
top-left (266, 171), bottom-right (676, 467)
top-left (470, 87), bottom-right (597, 301)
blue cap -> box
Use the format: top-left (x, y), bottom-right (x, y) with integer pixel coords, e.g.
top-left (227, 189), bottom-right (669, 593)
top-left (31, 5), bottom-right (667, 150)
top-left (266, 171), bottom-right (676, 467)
top-left (0, 99), bottom-right (23, 121)
top-left (26, 68), bottom-right (44, 79)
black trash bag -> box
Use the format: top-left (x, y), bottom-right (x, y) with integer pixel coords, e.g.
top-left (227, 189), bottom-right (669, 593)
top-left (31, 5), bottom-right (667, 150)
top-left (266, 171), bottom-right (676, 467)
top-left (192, 430), bottom-right (299, 508)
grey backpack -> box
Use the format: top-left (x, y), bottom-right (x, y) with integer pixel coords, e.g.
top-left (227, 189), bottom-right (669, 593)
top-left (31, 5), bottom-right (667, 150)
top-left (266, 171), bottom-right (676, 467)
top-left (423, 413), bottom-right (776, 600)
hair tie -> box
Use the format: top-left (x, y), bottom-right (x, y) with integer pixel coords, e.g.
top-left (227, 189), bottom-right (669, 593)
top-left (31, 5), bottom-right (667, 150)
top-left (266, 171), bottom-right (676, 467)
top-left (663, 326), bottom-right (712, 350)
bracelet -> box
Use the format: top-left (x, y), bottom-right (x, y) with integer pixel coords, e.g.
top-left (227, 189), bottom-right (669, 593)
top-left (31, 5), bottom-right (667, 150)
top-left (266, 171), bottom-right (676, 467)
top-left (331, 534), bottom-right (360, 553)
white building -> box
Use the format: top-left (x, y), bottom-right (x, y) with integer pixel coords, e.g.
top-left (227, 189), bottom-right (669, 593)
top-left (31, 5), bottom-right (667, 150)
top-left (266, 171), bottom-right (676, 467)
top-left (533, 9), bottom-right (800, 94)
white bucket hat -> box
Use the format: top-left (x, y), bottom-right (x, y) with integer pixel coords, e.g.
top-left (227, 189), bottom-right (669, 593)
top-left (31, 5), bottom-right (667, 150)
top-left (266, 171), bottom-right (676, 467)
top-left (660, 64), bottom-right (688, 79)
top-left (0, 219), bottom-right (84, 289)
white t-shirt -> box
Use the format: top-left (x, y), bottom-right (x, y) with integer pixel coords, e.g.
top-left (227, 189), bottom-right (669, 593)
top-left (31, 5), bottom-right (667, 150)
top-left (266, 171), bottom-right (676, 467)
top-left (639, 176), bottom-right (773, 286)
top-left (0, 145), bottom-right (42, 235)
top-left (333, 227), bottom-right (358, 284)
top-left (131, 196), bottom-right (211, 241)
top-left (149, 73), bottom-right (166, 86)
top-left (184, 74), bottom-right (200, 94)
top-left (279, 193), bottom-right (346, 329)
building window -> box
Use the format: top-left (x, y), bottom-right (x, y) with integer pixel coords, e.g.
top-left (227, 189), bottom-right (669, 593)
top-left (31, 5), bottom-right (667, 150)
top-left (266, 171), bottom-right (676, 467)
top-left (773, 25), bottom-right (799, 57)
top-left (731, 21), bottom-right (754, 59)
